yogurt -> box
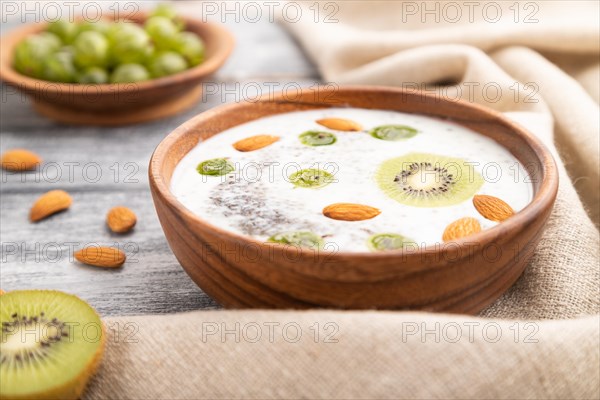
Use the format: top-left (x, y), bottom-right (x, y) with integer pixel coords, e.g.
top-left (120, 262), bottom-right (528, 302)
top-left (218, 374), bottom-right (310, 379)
top-left (170, 108), bottom-right (533, 252)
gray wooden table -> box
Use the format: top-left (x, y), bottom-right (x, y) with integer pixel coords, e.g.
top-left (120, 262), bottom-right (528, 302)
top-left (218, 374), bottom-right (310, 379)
top-left (0, 10), bottom-right (319, 316)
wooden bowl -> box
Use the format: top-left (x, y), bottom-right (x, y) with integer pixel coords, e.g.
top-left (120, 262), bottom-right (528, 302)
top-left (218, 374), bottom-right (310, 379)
top-left (149, 86), bottom-right (558, 313)
top-left (0, 13), bottom-right (234, 126)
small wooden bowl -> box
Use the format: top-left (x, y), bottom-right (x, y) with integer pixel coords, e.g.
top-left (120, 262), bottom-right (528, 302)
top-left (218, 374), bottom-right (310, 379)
top-left (0, 13), bottom-right (234, 126)
top-left (149, 86), bottom-right (558, 313)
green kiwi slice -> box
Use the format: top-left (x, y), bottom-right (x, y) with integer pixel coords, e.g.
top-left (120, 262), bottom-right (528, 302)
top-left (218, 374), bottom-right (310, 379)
top-left (289, 168), bottom-right (334, 189)
top-left (299, 131), bottom-right (337, 146)
top-left (367, 233), bottom-right (416, 252)
top-left (196, 158), bottom-right (234, 176)
top-left (376, 153), bottom-right (484, 207)
top-left (370, 125), bottom-right (418, 141)
top-left (0, 290), bottom-right (104, 400)
top-left (267, 231), bottom-right (324, 250)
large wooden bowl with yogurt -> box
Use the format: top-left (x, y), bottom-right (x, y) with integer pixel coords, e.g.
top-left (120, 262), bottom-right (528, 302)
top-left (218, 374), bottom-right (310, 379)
top-left (149, 86), bottom-right (558, 312)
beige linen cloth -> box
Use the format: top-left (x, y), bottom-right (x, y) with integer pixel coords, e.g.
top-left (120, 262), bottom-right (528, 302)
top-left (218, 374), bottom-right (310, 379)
top-left (87, 2), bottom-right (600, 399)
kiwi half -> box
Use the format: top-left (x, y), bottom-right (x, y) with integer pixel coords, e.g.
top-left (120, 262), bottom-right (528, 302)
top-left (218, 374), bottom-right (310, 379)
top-left (376, 153), bottom-right (484, 207)
top-left (0, 290), bottom-right (105, 400)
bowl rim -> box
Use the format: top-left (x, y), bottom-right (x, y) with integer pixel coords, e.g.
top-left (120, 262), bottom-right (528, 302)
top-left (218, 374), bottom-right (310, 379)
top-left (0, 11), bottom-right (234, 93)
top-left (149, 85), bottom-right (559, 260)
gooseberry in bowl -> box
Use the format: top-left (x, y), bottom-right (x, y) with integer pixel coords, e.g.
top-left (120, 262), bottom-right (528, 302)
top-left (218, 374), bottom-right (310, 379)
top-left (13, 33), bottom-right (61, 78)
top-left (73, 31), bottom-right (109, 68)
top-left (109, 23), bottom-right (153, 65)
top-left (173, 32), bottom-right (205, 66)
top-left (42, 50), bottom-right (77, 83)
top-left (110, 63), bottom-right (150, 83)
top-left (0, 6), bottom-right (234, 125)
top-left (148, 51), bottom-right (188, 78)
top-left (77, 67), bottom-right (109, 84)
top-left (144, 16), bottom-right (179, 50)
top-left (46, 20), bottom-right (78, 43)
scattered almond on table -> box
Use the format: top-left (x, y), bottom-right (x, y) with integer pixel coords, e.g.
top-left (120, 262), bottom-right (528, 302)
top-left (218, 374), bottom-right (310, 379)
top-left (316, 118), bottom-right (363, 131)
top-left (29, 190), bottom-right (73, 222)
top-left (1, 149), bottom-right (42, 171)
top-left (107, 206), bottom-right (137, 233)
top-left (74, 246), bottom-right (126, 268)
top-left (442, 217), bottom-right (482, 242)
top-left (473, 194), bottom-right (515, 222)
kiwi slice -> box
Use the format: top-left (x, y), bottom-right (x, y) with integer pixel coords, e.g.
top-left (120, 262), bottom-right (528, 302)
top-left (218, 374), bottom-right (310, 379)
top-left (299, 131), bottom-right (337, 146)
top-left (196, 158), bottom-right (234, 176)
top-left (0, 290), bottom-right (104, 400)
top-left (289, 168), bottom-right (334, 189)
top-left (376, 153), bottom-right (484, 207)
top-left (268, 231), bottom-right (324, 250)
top-left (367, 233), bottom-right (416, 252)
top-left (370, 125), bottom-right (418, 141)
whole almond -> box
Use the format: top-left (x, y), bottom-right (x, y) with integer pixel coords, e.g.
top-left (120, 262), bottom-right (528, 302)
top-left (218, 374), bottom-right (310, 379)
top-left (29, 190), bottom-right (73, 222)
top-left (107, 206), bottom-right (137, 233)
top-left (442, 217), bottom-right (482, 242)
top-left (323, 203), bottom-right (381, 221)
top-left (74, 246), bottom-right (126, 268)
top-left (1, 149), bottom-right (42, 171)
top-left (316, 118), bottom-right (363, 132)
top-left (473, 194), bottom-right (515, 222)
top-left (233, 135), bottom-right (279, 152)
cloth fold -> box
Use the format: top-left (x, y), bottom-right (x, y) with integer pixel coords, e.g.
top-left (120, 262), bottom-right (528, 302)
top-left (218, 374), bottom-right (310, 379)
top-left (85, 1), bottom-right (599, 398)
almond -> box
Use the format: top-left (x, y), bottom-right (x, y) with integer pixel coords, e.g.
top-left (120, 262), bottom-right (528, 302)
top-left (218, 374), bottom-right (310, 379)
top-left (74, 246), bottom-right (126, 268)
top-left (233, 135), bottom-right (279, 152)
top-left (442, 217), bottom-right (482, 242)
top-left (1, 149), bottom-right (42, 171)
top-left (316, 118), bottom-right (363, 132)
top-left (473, 194), bottom-right (515, 222)
top-left (107, 206), bottom-right (137, 233)
top-left (323, 203), bottom-right (381, 221)
top-left (29, 190), bottom-right (73, 222)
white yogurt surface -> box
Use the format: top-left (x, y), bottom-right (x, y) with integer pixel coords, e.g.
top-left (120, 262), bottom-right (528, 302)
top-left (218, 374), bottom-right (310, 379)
top-left (171, 108), bottom-right (533, 252)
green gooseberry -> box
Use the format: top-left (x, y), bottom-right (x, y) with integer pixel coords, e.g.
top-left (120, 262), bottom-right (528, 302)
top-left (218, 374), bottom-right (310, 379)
top-left (42, 50), bottom-right (77, 82)
top-left (172, 32), bottom-right (204, 66)
top-left (196, 158), bottom-right (235, 176)
top-left (73, 31), bottom-right (109, 68)
top-left (77, 67), bottom-right (109, 84)
top-left (13, 34), bottom-right (61, 78)
top-left (46, 20), bottom-right (78, 43)
top-left (145, 16), bottom-right (179, 50)
top-left (367, 233), bottom-right (416, 252)
top-left (76, 20), bottom-right (112, 35)
top-left (110, 23), bottom-right (153, 65)
top-left (150, 3), bottom-right (185, 30)
top-left (38, 32), bottom-right (62, 49)
top-left (299, 131), bottom-right (337, 146)
top-left (288, 168), bottom-right (334, 189)
top-left (147, 51), bottom-right (188, 78)
top-left (110, 63), bottom-right (150, 83)
top-left (370, 125), bottom-right (418, 141)
top-left (267, 231), bottom-right (324, 250)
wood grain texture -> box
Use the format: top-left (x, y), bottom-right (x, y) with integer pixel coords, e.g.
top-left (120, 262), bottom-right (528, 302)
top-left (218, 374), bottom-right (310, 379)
top-left (0, 10), bottom-right (319, 316)
top-left (149, 87), bottom-right (559, 312)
